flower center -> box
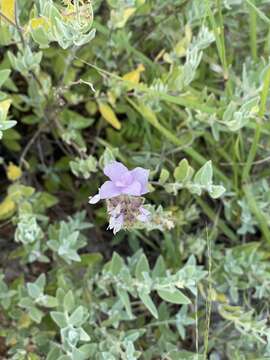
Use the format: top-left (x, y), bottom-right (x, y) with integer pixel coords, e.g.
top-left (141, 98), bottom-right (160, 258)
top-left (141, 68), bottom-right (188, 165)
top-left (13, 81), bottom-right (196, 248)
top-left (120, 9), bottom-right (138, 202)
top-left (115, 172), bottom-right (133, 187)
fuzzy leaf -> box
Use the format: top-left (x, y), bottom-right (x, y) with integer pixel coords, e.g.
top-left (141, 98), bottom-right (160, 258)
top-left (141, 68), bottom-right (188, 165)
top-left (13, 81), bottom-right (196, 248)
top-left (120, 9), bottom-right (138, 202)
top-left (135, 254), bottom-right (150, 280)
top-left (157, 288), bottom-right (191, 304)
top-left (139, 291), bottom-right (158, 319)
top-left (98, 101), bottom-right (121, 130)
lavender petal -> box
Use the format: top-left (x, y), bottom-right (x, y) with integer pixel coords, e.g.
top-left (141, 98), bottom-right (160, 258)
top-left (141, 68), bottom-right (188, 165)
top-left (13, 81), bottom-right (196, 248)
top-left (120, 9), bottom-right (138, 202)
top-left (99, 181), bottom-right (121, 199)
top-left (104, 161), bottom-right (129, 182)
top-left (89, 194), bottom-right (101, 204)
top-left (137, 207), bottom-right (151, 222)
top-left (130, 167), bottom-right (149, 194)
top-left (108, 213), bottom-right (124, 234)
top-left (121, 180), bottom-right (142, 196)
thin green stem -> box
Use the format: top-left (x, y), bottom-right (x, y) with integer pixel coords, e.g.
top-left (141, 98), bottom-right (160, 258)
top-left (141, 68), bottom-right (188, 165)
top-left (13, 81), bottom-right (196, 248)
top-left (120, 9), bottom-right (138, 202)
top-left (203, 226), bottom-right (213, 359)
top-left (216, 0), bottom-right (229, 78)
top-left (127, 98), bottom-right (230, 186)
top-left (195, 197), bottom-right (237, 242)
top-left (258, 66), bottom-right (270, 118)
top-left (248, 0), bottom-right (258, 62)
top-left (242, 66), bottom-right (270, 245)
top-left (74, 56), bottom-right (217, 114)
top-left (243, 185), bottom-right (270, 244)
top-left (205, 0), bottom-right (232, 96)
top-left (242, 66), bottom-right (270, 182)
top-left (245, 0), bottom-right (270, 25)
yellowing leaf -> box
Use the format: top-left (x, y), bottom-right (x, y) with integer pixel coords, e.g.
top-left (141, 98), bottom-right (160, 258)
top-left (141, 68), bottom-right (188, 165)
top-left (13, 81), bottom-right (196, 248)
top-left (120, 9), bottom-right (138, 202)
top-left (111, 7), bottom-right (136, 29)
top-left (0, 98), bottom-right (12, 119)
top-left (163, 52), bottom-right (173, 64)
top-left (30, 17), bottom-right (49, 30)
top-left (107, 91), bottom-right (117, 106)
top-left (122, 64), bottom-right (145, 90)
top-left (208, 288), bottom-right (228, 303)
top-left (62, 2), bottom-right (93, 25)
top-left (1, 0), bottom-right (15, 22)
top-left (6, 162), bottom-right (22, 181)
top-left (215, 293), bottom-right (229, 303)
top-left (123, 7), bottom-right (136, 21)
top-left (8, 184), bottom-right (35, 201)
top-left (7, 336), bottom-right (17, 346)
top-left (18, 313), bottom-right (32, 329)
top-left (0, 196), bottom-right (16, 220)
top-left (98, 101), bottom-right (121, 130)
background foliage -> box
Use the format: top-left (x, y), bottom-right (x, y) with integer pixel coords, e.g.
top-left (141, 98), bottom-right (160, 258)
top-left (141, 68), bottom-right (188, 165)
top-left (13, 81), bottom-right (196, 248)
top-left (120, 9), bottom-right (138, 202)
top-left (1, 0), bottom-right (270, 359)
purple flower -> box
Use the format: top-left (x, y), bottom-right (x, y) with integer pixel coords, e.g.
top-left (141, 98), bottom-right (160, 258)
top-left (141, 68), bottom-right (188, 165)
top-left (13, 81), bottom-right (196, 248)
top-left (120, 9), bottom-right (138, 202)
top-left (108, 213), bottom-right (124, 234)
top-left (89, 161), bottom-right (149, 204)
top-left (137, 207), bottom-right (151, 222)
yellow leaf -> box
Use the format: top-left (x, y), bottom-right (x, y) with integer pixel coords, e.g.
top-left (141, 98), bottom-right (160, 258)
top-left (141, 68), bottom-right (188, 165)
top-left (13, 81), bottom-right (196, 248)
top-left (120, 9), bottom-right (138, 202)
top-left (209, 288), bottom-right (228, 303)
top-left (174, 26), bottom-right (192, 58)
top-left (19, 313), bottom-right (32, 329)
top-left (30, 17), bottom-right (49, 30)
top-left (0, 98), bottom-right (12, 119)
top-left (111, 7), bottom-right (136, 28)
top-left (123, 7), bottom-right (136, 21)
top-left (1, 0), bottom-right (15, 22)
top-left (98, 101), bottom-right (121, 130)
top-left (163, 52), bottom-right (173, 64)
top-left (122, 64), bottom-right (145, 89)
top-left (107, 91), bottom-right (117, 106)
top-left (215, 292), bottom-right (228, 303)
top-left (174, 42), bottom-right (186, 58)
top-left (7, 336), bottom-right (17, 346)
top-left (0, 196), bottom-right (16, 220)
top-left (6, 162), bottom-right (22, 181)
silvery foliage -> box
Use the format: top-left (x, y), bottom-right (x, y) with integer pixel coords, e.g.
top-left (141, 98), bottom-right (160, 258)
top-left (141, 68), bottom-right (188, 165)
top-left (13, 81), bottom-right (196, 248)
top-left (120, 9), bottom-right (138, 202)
top-left (8, 47), bottom-right (43, 76)
top-left (1, 251), bottom-right (206, 360)
top-left (31, 0), bottom-right (96, 49)
top-left (214, 243), bottom-right (270, 303)
top-left (163, 159), bottom-right (225, 199)
top-left (181, 26), bottom-right (215, 88)
top-left (221, 61), bottom-right (270, 131)
top-left (48, 211), bottom-right (93, 264)
top-left (0, 70), bottom-right (16, 139)
top-left (19, 274), bottom-right (58, 324)
top-left (70, 155), bottom-right (98, 179)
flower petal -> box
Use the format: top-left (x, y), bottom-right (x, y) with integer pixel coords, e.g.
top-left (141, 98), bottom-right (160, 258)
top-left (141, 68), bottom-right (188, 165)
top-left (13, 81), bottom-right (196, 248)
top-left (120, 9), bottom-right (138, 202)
top-left (121, 180), bottom-right (141, 196)
top-left (104, 161), bottom-right (129, 182)
top-left (89, 194), bottom-right (100, 204)
top-left (99, 181), bottom-right (121, 199)
top-left (115, 172), bottom-right (133, 187)
top-left (108, 214), bottom-right (124, 234)
top-left (137, 207), bottom-right (151, 222)
top-left (130, 167), bottom-right (149, 194)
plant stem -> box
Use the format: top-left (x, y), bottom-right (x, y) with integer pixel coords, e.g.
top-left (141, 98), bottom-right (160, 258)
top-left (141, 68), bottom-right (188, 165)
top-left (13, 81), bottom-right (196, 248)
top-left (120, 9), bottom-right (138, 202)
top-left (195, 197), bottom-right (237, 242)
top-left (242, 66), bottom-right (270, 182)
top-left (245, 0), bottom-right (270, 25)
top-left (127, 98), bottom-right (230, 186)
top-left (203, 226), bottom-right (213, 359)
top-left (248, 0), bottom-right (258, 62)
top-left (75, 56), bottom-right (218, 114)
top-left (206, 0), bottom-right (232, 96)
top-left (243, 185), bottom-right (270, 244)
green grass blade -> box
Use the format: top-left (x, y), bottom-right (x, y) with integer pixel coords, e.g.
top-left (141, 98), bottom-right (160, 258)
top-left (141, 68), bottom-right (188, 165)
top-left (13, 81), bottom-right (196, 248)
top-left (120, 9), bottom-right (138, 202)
top-left (127, 98), bottom-right (230, 186)
top-left (243, 184), bottom-right (270, 244)
top-left (242, 66), bottom-right (270, 181)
